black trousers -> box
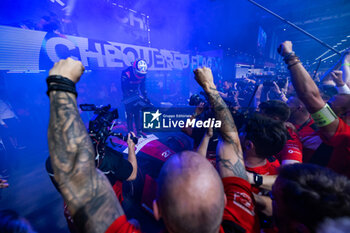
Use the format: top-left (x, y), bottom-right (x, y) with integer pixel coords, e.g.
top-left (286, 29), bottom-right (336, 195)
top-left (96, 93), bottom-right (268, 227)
top-left (125, 103), bottom-right (142, 133)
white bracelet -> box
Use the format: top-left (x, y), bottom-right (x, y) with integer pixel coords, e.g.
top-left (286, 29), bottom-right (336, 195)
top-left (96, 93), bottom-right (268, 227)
top-left (336, 84), bottom-right (350, 94)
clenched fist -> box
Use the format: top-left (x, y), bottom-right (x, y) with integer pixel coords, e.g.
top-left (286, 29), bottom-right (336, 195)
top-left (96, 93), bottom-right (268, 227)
top-left (278, 41), bottom-right (293, 57)
top-left (331, 70), bottom-right (344, 87)
top-left (49, 58), bottom-right (85, 84)
top-left (193, 67), bottom-right (215, 91)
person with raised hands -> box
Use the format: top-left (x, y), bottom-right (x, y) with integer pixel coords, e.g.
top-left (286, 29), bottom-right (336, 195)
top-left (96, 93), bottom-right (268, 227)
top-left (194, 67), bottom-right (260, 233)
top-left (47, 59), bottom-right (257, 233)
top-left (47, 58), bottom-right (137, 233)
top-left (278, 41), bottom-right (350, 178)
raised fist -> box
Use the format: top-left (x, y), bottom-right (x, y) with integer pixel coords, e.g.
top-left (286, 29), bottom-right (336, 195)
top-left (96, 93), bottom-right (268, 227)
top-left (49, 58), bottom-right (85, 84)
top-left (278, 41), bottom-right (293, 57)
top-left (331, 70), bottom-right (344, 87)
top-left (193, 67), bottom-right (215, 90)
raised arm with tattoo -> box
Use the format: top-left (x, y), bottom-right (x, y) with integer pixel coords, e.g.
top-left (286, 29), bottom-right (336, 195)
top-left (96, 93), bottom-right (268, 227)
top-left (194, 67), bottom-right (247, 180)
top-left (47, 58), bottom-right (124, 233)
top-left (278, 41), bottom-right (339, 140)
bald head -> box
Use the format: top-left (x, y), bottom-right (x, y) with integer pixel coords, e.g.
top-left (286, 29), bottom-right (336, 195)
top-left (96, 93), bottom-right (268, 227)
top-left (157, 151), bottom-right (225, 233)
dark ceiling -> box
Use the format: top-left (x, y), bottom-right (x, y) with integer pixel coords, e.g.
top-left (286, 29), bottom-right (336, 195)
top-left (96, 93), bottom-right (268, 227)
top-left (200, 0), bottom-right (350, 65)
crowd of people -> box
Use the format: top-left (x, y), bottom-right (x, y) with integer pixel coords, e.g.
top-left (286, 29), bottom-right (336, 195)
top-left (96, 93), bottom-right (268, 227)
top-left (1, 40), bottom-right (350, 233)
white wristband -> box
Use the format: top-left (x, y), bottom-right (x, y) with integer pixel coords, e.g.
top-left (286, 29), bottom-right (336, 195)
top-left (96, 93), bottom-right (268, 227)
top-left (336, 84), bottom-right (350, 94)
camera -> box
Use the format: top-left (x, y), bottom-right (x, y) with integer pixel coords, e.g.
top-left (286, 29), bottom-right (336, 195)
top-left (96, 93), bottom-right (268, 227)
top-left (189, 94), bottom-right (205, 107)
top-left (79, 104), bottom-right (138, 155)
top-left (189, 92), bottom-right (210, 107)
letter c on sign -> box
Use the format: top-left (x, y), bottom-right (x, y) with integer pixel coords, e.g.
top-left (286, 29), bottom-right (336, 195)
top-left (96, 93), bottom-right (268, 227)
top-left (46, 37), bottom-right (77, 63)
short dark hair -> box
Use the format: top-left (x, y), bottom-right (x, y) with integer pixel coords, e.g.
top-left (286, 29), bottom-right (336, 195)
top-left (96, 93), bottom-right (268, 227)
top-left (244, 114), bottom-right (288, 157)
top-left (259, 100), bottom-right (291, 122)
top-left (278, 164), bottom-right (350, 232)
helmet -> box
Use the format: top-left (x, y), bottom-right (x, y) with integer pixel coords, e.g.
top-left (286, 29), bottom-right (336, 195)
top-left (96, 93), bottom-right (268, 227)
top-left (133, 59), bottom-right (148, 78)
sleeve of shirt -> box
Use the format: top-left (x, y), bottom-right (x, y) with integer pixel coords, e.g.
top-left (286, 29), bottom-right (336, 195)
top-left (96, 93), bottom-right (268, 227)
top-left (336, 84), bottom-right (350, 94)
top-left (121, 72), bottom-right (129, 95)
top-left (105, 215), bottom-right (141, 233)
top-left (140, 78), bottom-right (148, 99)
top-left (222, 177), bottom-right (260, 233)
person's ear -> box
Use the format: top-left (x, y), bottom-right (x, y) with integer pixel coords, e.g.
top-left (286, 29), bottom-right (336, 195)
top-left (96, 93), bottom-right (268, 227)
top-left (153, 199), bottom-right (161, 221)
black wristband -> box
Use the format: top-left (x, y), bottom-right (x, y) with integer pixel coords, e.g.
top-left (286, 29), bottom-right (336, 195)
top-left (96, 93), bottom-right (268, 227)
top-left (283, 52), bottom-right (295, 62)
top-left (253, 173), bottom-right (263, 187)
top-left (47, 84), bottom-right (78, 97)
top-left (287, 61), bottom-right (301, 69)
top-left (46, 75), bottom-right (77, 97)
top-left (284, 55), bottom-right (299, 64)
top-left (47, 75), bottom-right (75, 86)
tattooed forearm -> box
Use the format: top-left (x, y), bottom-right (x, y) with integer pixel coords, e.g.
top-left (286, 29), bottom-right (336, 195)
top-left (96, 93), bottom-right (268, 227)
top-left (48, 91), bottom-right (123, 233)
top-left (204, 85), bottom-right (247, 179)
top-left (206, 87), bottom-right (238, 142)
top-left (217, 157), bottom-right (248, 180)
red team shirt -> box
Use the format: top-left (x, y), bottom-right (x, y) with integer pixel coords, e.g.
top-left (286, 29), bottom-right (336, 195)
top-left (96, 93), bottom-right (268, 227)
top-left (246, 157), bottom-right (280, 194)
top-left (277, 126), bottom-right (303, 163)
top-left (245, 157), bottom-right (280, 176)
top-left (294, 117), bottom-right (322, 163)
top-left (106, 177), bottom-right (260, 233)
top-left (320, 118), bottom-right (350, 178)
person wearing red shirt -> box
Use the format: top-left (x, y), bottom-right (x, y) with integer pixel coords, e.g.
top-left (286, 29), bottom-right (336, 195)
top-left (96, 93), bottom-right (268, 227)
top-left (259, 100), bottom-right (303, 165)
top-left (108, 67), bottom-right (262, 233)
top-left (246, 156), bottom-right (280, 178)
top-left (278, 41), bottom-right (350, 179)
top-left (287, 96), bottom-right (323, 162)
top-left (47, 59), bottom-right (350, 233)
top-left (47, 61), bottom-right (260, 233)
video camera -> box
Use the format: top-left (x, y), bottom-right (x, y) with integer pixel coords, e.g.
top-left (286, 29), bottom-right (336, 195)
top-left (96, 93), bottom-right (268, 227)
top-left (189, 92), bottom-right (209, 108)
top-left (80, 104), bottom-right (138, 156)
